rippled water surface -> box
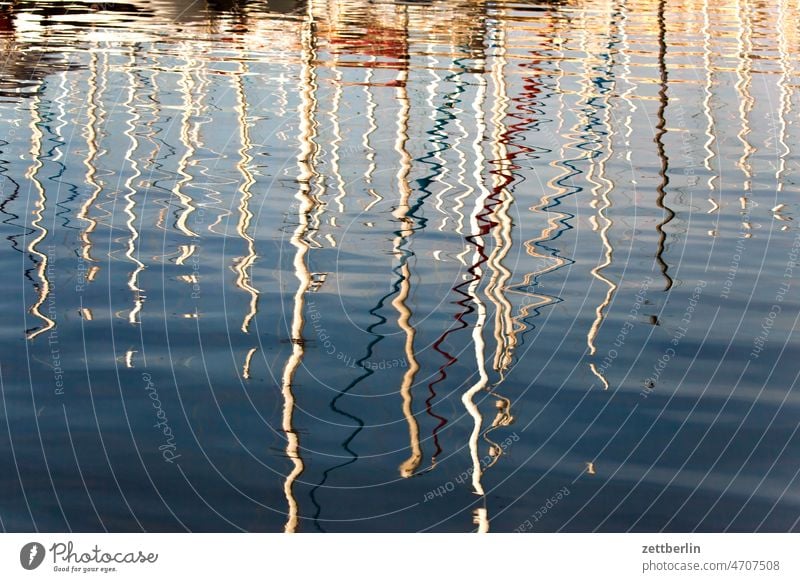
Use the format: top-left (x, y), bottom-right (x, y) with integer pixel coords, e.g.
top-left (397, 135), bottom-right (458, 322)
top-left (1, 0), bottom-right (800, 532)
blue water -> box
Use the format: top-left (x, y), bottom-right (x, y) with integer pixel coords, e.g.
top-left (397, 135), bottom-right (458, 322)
top-left (1, 0), bottom-right (800, 532)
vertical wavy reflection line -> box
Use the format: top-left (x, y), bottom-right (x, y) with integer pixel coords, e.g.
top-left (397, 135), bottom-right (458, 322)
top-left (171, 47), bottom-right (199, 239)
top-left (586, 2), bottom-right (619, 388)
top-left (734, 0), bottom-right (755, 194)
top-left (363, 64), bottom-right (377, 184)
top-left (394, 255), bottom-right (422, 479)
top-left (17, 81), bottom-right (71, 528)
top-left (481, 20), bottom-right (516, 460)
top-left (172, 78), bottom-right (200, 271)
top-left (419, 58), bottom-right (471, 465)
top-left (445, 46), bottom-right (471, 241)
top-left (0, 14), bottom-right (27, 252)
top-left (440, 102), bottom-right (466, 236)
top-left (330, 63), bottom-right (346, 218)
top-left (279, 8), bottom-right (319, 533)
top-left (463, 238), bottom-right (490, 534)
top-left (26, 91), bottom-right (54, 340)
top-left (51, 72), bottom-right (80, 232)
top-left (130, 63), bottom-right (163, 368)
top-left (616, 0), bottom-right (637, 159)
top-left (142, 64), bottom-right (177, 240)
top-left (304, 112), bottom-right (326, 252)
top-left (654, 0), bottom-right (674, 291)
top-left (583, 5), bottom-right (613, 354)
top-left (484, 66), bottom-right (515, 377)
top-left (310, 3), bottom-right (414, 528)
top-left (122, 49), bottom-right (145, 326)
top-left (177, 56), bottom-right (211, 292)
top-left (509, 11), bottom-right (568, 337)
top-left (233, 61), bottom-right (259, 334)
top-left (77, 50), bottom-right (103, 275)
top-left (462, 65), bottom-right (490, 534)
top-left (774, 0), bottom-right (792, 198)
top-left (363, 57), bottom-right (380, 210)
top-left (391, 58), bottom-right (423, 479)
top-left (309, 187), bottom-right (388, 527)
top-left (701, 0), bottom-right (719, 206)
top-left (190, 54), bottom-right (210, 152)
top-left (433, 48), bottom-right (460, 235)
top-left (203, 65), bottom-right (235, 239)
top-left (241, 347), bottom-right (257, 380)
top-left (308, 284), bottom-right (377, 528)
top-left (0, 132), bottom-right (24, 256)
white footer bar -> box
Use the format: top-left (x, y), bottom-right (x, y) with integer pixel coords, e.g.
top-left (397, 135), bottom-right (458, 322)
top-left (1, 533), bottom-right (797, 580)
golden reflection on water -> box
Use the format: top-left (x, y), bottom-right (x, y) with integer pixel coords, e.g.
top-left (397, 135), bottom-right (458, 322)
top-left (25, 92), bottom-right (53, 340)
top-left (701, 0), bottom-right (719, 214)
top-left (242, 346), bottom-right (257, 380)
top-left (512, 9), bottom-right (567, 331)
top-left (775, 0), bottom-right (792, 199)
top-left (122, 50), bottom-right (146, 326)
top-left (233, 60), bottom-right (259, 334)
top-left (585, 0), bottom-right (617, 391)
top-left (479, 11), bottom-right (518, 469)
top-left (462, 192), bottom-right (490, 533)
top-left (278, 3), bottom-right (318, 533)
top-left (486, 27), bottom-right (515, 378)
top-left (585, 5), bottom-right (616, 360)
top-left (734, 0), bottom-right (755, 194)
top-left (462, 54), bottom-right (490, 533)
top-left (363, 61), bottom-right (379, 197)
top-left (391, 45), bottom-right (422, 480)
top-left (330, 62), bottom-right (346, 217)
top-left (172, 48), bottom-right (200, 240)
top-left (77, 50), bottom-right (102, 266)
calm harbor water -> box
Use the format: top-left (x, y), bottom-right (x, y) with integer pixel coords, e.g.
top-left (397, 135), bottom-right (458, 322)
top-left (1, 0), bottom-right (800, 532)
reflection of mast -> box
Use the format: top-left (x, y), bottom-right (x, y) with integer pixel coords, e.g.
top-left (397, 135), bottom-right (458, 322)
top-left (734, 0), bottom-right (754, 195)
top-left (203, 63), bottom-right (233, 239)
top-left (587, 2), bottom-right (618, 389)
top-left (484, 37), bottom-right (514, 376)
top-left (463, 233), bottom-right (489, 533)
top-left (232, 61), bottom-right (259, 333)
top-left (434, 44), bottom-right (458, 234)
top-left (363, 59), bottom-right (378, 191)
top-left (279, 5), bottom-right (318, 533)
top-left (447, 45), bottom-right (470, 239)
top-left (311, 2), bottom-right (418, 527)
top-left (462, 64), bottom-right (490, 535)
top-left (394, 257), bottom-right (421, 478)
top-left (330, 63), bottom-right (346, 217)
top-left (122, 51), bottom-right (145, 325)
top-left (775, 0), bottom-right (792, 201)
top-left (172, 48), bottom-right (198, 239)
top-left (0, 140), bottom-right (23, 257)
top-left (362, 60), bottom-right (382, 212)
top-left (701, 0), bottom-right (719, 209)
top-left (26, 92), bottom-right (54, 340)
top-left (481, 22), bottom-right (515, 456)
top-left (654, 0), bottom-right (673, 291)
top-left (618, 0), bottom-right (636, 149)
top-left (511, 14), bottom-right (567, 331)
top-left (419, 59), bottom-right (471, 465)
top-left (77, 50), bottom-right (103, 272)
top-left (242, 347), bottom-right (257, 380)
top-left (392, 62), bottom-right (422, 478)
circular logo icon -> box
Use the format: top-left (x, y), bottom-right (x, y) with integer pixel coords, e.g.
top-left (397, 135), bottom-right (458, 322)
top-left (20, 542), bottom-right (46, 570)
